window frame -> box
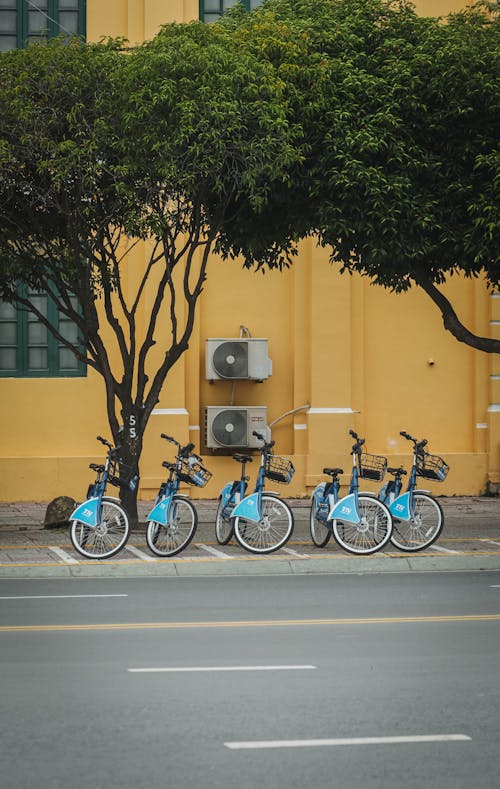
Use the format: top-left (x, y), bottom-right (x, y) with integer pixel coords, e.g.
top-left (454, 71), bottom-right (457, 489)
top-left (0, 0), bottom-right (86, 51)
top-left (199, 1), bottom-right (262, 23)
top-left (0, 290), bottom-right (87, 378)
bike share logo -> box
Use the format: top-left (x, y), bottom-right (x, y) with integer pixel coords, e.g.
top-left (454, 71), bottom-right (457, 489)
top-left (340, 505), bottom-right (353, 516)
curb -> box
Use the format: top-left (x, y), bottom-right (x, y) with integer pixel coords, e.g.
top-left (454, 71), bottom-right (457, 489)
top-left (1, 552), bottom-right (500, 580)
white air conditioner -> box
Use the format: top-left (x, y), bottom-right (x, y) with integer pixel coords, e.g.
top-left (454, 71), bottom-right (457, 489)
top-left (206, 338), bottom-right (272, 381)
top-left (205, 406), bottom-right (270, 449)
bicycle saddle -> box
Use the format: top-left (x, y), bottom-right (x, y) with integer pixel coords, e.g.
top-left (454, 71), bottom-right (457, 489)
top-left (233, 453), bottom-right (253, 464)
top-left (323, 467), bottom-right (343, 477)
top-left (387, 466), bottom-right (407, 475)
top-left (89, 463), bottom-right (105, 473)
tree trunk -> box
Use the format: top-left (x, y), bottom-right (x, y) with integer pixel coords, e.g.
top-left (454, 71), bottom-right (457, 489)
top-left (115, 407), bottom-right (144, 529)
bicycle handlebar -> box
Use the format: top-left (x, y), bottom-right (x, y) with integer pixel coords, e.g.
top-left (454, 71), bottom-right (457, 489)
top-left (349, 429), bottom-right (365, 452)
top-left (160, 433), bottom-right (196, 458)
top-left (252, 430), bottom-right (275, 450)
top-left (400, 431), bottom-right (428, 452)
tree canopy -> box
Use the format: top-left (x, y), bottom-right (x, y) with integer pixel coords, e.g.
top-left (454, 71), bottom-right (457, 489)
top-left (218, 0), bottom-right (500, 352)
top-left (0, 25), bottom-right (301, 519)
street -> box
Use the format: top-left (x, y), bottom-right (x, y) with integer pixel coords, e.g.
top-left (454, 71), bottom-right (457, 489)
top-left (1, 571), bottom-right (499, 788)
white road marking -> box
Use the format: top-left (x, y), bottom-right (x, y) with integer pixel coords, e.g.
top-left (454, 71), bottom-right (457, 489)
top-left (128, 665), bottom-right (316, 673)
top-left (125, 545), bottom-right (157, 562)
top-left (481, 539), bottom-right (500, 547)
top-left (430, 545), bottom-right (459, 555)
top-left (282, 548), bottom-right (310, 558)
top-left (224, 734), bottom-right (471, 750)
top-left (48, 546), bottom-right (79, 564)
top-left (195, 543), bottom-right (231, 559)
top-left (0, 594), bottom-right (128, 600)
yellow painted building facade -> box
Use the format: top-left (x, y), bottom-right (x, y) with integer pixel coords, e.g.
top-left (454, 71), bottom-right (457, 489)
top-left (1, 0), bottom-right (498, 502)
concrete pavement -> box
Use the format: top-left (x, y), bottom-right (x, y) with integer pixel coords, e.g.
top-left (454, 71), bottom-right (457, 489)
top-left (0, 496), bottom-right (498, 578)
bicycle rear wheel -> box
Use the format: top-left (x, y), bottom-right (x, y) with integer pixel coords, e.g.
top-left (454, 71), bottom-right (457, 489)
top-left (70, 497), bottom-right (129, 559)
top-left (390, 493), bottom-right (443, 551)
top-left (234, 494), bottom-right (293, 554)
top-left (309, 496), bottom-right (331, 547)
top-left (332, 495), bottom-right (392, 555)
top-left (215, 498), bottom-right (234, 545)
top-left (146, 495), bottom-right (197, 557)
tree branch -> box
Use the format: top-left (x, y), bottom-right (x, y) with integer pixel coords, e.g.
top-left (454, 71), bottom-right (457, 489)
top-left (413, 271), bottom-right (500, 354)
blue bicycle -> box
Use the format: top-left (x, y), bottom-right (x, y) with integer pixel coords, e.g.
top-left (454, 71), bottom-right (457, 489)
top-left (70, 435), bottom-right (139, 559)
top-left (378, 431), bottom-right (448, 552)
top-left (216, 431), bottom-right (295, 554)
top-left (146, 434), bottom-right (212, 557)
top-left (309, 430), bottom-right (393, 554)
top-left (215, 452), bottom-right (253, 545)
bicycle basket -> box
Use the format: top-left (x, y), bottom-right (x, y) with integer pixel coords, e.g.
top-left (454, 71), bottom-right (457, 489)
top-left (416, 452), bottom-right (449, 481)
top-left (109, 460), bottom-right (140, 492)
top-left (358, 450), bottom-right (387, 481)
top-left (179, 458), bottom-right (212, 488)
top-left (264, 455), bottom-right (295, 484)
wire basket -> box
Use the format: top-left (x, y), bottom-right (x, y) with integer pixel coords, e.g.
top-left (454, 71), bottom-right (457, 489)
top-left (358, 451), bottom-right (387, 481)
top-left (179, 458), bottom-right (212, 488)
top-left (416, 452), bottom-right (449, 481)
top-left (109, 460), bottom-right (140, 492)
top-left (265, 455), bottom-right (295, 484)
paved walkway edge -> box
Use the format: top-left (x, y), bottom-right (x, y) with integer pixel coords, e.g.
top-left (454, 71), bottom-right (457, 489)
top-left (1, 553), bottom-right (500, 579)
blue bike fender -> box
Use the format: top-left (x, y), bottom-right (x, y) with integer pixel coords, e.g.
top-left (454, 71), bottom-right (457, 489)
top-left (389, 492), bottom-right (411, 521)
top-left (71, 498), bottom-right (100, 527)
top-left (147, 495), bottom-right (172, 526)
top-left (220, 482), bottom-right (235, 509)
top-left (312, 483), bottom-right (326, 508)
top-left (231, 492), bottom-right (261, 523)
top-left (328, 493), bottom-right (360, 524)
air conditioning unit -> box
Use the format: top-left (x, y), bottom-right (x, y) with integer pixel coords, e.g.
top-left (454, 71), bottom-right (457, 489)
top-left (206, 338), bottom-right (272, 382)
top-left (205, 406), bottom-right (269, 449)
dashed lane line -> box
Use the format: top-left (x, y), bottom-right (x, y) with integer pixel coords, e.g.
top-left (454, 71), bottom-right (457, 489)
top-left (0, 594), bottom-right (128, 600)
top-left (224, 734), bottom-right (472, 750)
top-left (128, 665), bottom-right (317, 673)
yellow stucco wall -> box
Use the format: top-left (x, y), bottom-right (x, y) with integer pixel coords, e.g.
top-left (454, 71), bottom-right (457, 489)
top-left (1, 0), bottom-right (497, 502)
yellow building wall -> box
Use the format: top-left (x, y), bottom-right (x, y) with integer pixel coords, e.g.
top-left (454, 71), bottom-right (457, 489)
top-left (1, 0), bottom-right (497, 502)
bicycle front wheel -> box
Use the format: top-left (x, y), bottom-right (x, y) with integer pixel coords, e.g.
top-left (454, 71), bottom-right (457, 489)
top-left (146, 495), bottom-right (197, 557)
top-left (332, 495), bottom-right (392, 555)
top-left (234, 494), bottom-right (294, 554)
top-left (215, 498), bottom-right (234, 545)
top-left (309, 496), bottom-right (331, 548)
top-left (70, 497), bottom-right (130, 560)
top-left (390, 493), bottom-right (443, 552)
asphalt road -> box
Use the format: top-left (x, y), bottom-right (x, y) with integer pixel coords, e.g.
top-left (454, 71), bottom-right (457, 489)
top-left (1, 571), bottom-right (499, 789)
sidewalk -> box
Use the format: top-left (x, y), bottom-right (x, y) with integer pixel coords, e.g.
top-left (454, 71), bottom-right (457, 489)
top-left (0, 496), bottom-right (498, 530)
top-left (0, 496), bottom-right (498, 578)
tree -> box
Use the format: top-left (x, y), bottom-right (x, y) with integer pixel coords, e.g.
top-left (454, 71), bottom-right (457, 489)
top-left (0, 27), bottom-right (301, 522)
top-left (219, 0), bottom-right (500, 352)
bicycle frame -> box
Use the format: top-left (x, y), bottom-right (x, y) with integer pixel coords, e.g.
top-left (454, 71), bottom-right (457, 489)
top-left (231, 448), bottom-right (268, 523)
top-left (146, 476), bottom-right (180, 526)
top-left (311, 447), bottom-right (362, 527)
top-left (378, 450), bottom-right (431, 521)
top-left (71, 441), bottom-right (120, 527)
top-left (146, 438), bottom-right (190, 526)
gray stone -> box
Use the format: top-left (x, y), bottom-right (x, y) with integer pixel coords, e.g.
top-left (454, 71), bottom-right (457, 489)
top-left (44, 496), bottom-right (77, 529)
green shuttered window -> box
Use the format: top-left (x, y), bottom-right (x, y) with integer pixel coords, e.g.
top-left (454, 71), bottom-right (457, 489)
top-left (0, 292), bottom-right (86, 377)
top-left (200, 0), bottom-right (263, 24)
top-left (0, 0), bottom-right (85, 51)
